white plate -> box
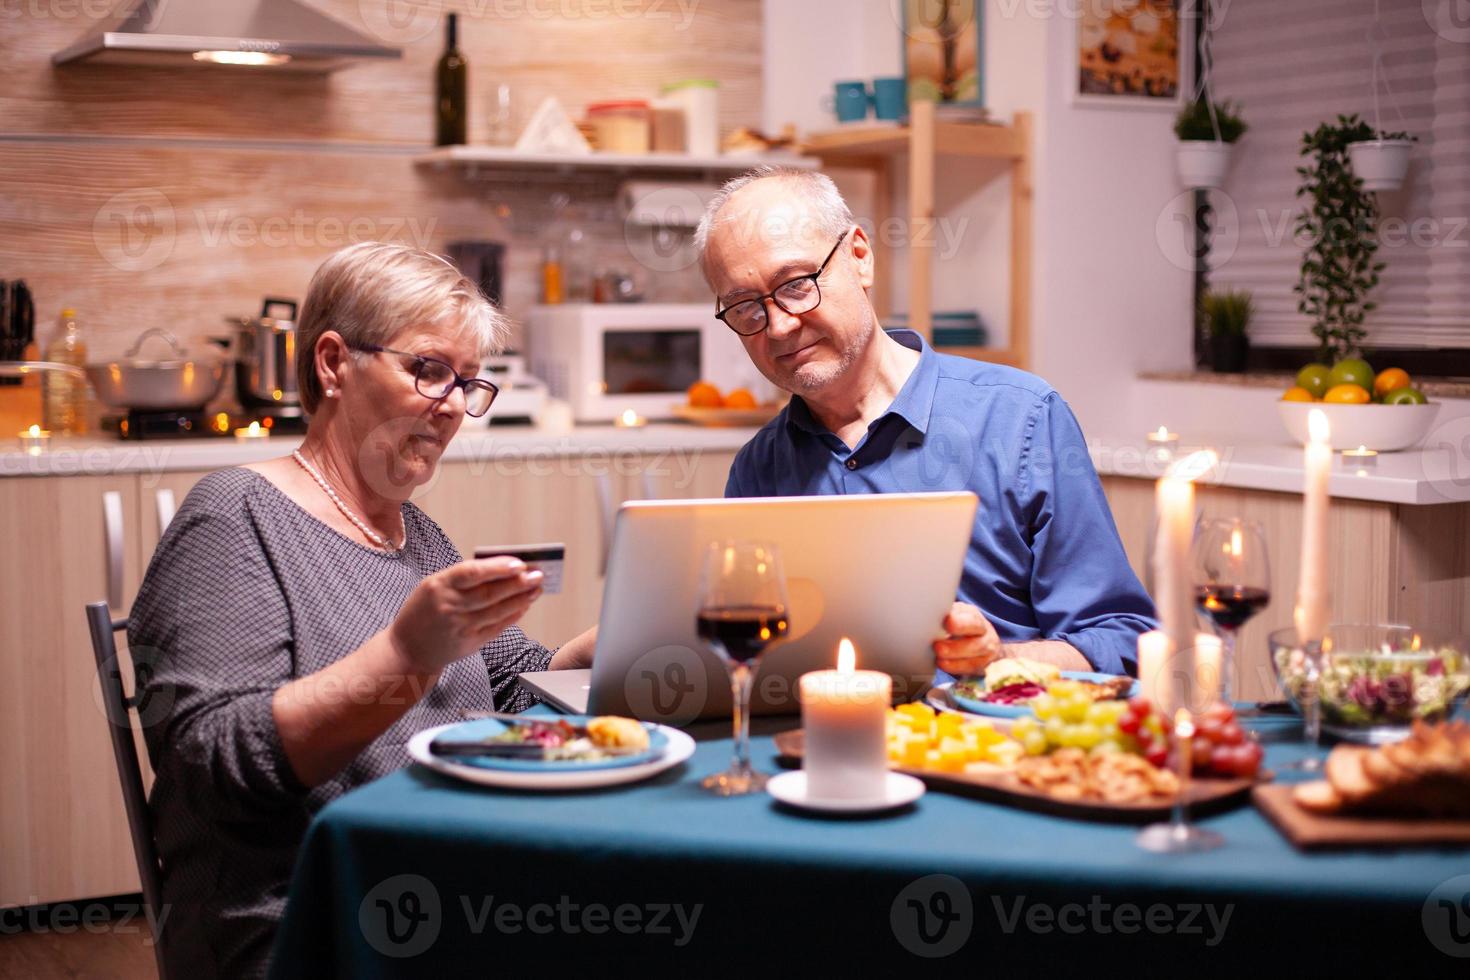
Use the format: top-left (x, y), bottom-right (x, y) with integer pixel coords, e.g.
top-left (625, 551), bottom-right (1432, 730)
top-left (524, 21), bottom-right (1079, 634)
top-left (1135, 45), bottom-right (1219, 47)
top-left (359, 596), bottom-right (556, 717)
top-left (923, 683), bottom-right (1018, 730)
top-left (767, 770), bottom-right (925, 814)
top-left (408, 722), bottom-right (695, 790)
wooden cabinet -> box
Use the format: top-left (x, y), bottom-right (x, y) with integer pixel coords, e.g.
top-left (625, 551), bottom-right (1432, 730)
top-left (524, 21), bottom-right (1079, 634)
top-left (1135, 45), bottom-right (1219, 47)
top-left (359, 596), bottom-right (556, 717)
top-left (0, 474), bottom-right (145, 906)
top-left (0, 446), bottom-right (734, 906)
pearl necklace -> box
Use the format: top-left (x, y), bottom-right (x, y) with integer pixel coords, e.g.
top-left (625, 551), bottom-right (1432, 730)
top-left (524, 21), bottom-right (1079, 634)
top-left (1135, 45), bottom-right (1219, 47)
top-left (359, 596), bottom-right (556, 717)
top-left (292, 449), bottom-right (402, 551)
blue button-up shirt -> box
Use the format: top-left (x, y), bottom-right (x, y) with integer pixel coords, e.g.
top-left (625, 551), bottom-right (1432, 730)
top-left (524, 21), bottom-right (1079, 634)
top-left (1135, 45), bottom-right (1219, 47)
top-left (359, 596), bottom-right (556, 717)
top-left (724, 329), bottom-right (1157, 675)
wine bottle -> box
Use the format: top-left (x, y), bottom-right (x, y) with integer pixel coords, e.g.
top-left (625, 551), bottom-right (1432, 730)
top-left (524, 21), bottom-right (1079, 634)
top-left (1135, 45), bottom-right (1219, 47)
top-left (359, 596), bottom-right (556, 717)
top-left (435, 13), bottom-right (467, 146)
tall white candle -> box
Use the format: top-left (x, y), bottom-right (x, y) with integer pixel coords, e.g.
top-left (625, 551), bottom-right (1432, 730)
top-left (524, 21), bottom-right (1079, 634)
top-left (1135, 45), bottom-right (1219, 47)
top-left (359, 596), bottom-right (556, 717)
top-left (1137, 630), bottom-right (1170, 709)
top-left (1150, 451), bottom-right (1217, 714)
top-left (799, 638), bottom-right (891, 800)
top-left (1295, 409), bottom-right (1332, 647)
top-left (1193, 632), bottom-right (1223, 711)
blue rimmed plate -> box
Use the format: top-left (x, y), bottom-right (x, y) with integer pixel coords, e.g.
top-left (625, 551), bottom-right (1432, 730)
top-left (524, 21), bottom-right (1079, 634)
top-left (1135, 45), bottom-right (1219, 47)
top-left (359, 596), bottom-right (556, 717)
top-left (426, 716), bottom-right (668, 772)
top-left (409, 718), bottom-right (695, 791)
top-left (949, 671), bottom-right (1140, 719)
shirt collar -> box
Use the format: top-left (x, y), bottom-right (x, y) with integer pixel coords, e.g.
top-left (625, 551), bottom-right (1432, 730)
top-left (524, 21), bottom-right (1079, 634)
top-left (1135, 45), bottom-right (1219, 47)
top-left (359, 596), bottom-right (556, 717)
top-left (785, 328), bottom-right (939, 437)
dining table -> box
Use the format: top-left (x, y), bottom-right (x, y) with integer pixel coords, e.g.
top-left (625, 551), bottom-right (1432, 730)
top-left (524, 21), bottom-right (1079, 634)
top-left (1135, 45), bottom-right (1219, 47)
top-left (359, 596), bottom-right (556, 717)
top-left (267, 703), bottom-right (1470, 977)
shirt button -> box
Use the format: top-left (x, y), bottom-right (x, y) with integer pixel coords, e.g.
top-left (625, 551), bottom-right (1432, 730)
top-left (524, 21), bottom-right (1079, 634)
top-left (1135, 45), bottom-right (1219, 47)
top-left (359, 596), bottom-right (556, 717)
top-left (845, 458), bottom-right (858, 470)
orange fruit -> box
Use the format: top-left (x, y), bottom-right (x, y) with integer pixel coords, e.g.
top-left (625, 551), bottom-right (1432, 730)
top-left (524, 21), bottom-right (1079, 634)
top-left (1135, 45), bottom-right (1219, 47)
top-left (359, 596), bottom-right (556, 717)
top-left (1373, 367), bottom-right (1411, 398)
top-left (687, 381), bottom-right (724, 408)
top-left (1323, 383), bottom-right (1371, 404)
top-left (723, 388), bottom-right (757, 409)
top-left (1281, 386), bottom-right (1316, 402)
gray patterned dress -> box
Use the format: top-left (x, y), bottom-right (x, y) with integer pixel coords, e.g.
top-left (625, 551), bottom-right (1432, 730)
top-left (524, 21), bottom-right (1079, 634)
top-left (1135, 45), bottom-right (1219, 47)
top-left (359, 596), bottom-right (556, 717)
top-left (128, 467), bottom-right (554, 978)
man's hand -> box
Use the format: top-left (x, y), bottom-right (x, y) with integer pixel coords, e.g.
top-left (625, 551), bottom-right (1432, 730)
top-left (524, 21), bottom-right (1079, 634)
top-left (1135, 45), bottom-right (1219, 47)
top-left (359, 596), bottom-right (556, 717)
top-left (933, 601), bottom-right (1003, 677)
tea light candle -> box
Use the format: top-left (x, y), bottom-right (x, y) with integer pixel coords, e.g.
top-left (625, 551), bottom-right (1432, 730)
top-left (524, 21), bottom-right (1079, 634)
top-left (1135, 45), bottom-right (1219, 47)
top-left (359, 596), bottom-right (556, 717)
top-left (798, 638), bottom-right (891, 801)
top-left (17, 424), bottom-right (50, 455)
top-left (615, 408), bottom-right (646, 428)
top-left (1340, 445), bottom-right (1377, 469)
top-left (234, 421), bottom-right (269, 441)
top-left (1146, 426), bottom-right (1180, 450)
top-left (1193, 632), bottom-right (1223, 710)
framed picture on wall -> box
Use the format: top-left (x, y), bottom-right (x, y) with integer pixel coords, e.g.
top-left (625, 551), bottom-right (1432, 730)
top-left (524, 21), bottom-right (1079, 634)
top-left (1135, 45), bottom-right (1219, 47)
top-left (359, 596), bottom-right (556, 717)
top-left (902, 0), bottom-right (984, 113)
top-left (1073, 0), bottom-right (1190, 109)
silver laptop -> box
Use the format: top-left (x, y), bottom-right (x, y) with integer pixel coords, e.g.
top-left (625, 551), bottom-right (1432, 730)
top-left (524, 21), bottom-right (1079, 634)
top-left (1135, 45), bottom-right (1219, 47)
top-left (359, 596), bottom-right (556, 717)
top-left (520, 492), bottom-right (978, 724)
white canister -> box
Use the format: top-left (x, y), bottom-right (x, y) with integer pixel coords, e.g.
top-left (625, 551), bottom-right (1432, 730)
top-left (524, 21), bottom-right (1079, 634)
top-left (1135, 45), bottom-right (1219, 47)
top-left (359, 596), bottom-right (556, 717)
top-left (662, 79), bottom-right (719, 157)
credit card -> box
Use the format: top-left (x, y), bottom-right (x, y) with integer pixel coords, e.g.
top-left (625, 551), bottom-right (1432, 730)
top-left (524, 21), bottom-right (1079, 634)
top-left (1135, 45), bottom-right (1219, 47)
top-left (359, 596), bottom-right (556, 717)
top-left (474, 543), bottom-right (566, 594)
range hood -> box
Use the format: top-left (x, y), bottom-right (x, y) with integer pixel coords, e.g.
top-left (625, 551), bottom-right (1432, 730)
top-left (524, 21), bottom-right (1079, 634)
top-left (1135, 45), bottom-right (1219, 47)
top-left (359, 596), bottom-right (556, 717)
top-left (53, 0), bottom-right (402, 72)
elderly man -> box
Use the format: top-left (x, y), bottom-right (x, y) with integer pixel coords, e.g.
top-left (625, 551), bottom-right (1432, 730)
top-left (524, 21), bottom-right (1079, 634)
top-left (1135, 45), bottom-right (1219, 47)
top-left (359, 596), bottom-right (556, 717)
top-left (694, 167), bottom-right (1156, 677)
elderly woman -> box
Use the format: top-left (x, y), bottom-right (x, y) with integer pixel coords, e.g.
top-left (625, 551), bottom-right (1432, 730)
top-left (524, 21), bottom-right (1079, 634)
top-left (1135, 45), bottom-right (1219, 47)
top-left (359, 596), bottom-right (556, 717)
top-left (129, 242), bottom-right (595, 978)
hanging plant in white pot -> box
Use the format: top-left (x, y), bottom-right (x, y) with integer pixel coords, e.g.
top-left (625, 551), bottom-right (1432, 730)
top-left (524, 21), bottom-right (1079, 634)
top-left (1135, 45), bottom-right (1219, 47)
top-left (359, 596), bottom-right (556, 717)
top-left (1346, 129), bottom-right (1415, 193)
top-left (1174, 98), bottom-right (1247, 190)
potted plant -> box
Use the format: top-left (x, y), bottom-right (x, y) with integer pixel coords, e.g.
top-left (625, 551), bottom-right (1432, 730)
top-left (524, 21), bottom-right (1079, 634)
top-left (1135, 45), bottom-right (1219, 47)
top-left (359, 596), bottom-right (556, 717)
top-left (1347, 127), bottom-right (1416, 192)
top-left (1200, 288), bottom-right (1252, 373)
top-left (1174, 98), bottom-right (1247, 190)
top-left (1294, 115), bottom-right (1384, 362)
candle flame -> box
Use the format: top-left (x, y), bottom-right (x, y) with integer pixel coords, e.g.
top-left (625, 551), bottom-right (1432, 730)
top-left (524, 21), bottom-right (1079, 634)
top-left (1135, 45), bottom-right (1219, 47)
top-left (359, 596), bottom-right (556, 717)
top-left (1357, 445), bottom-right (1368, 453)
top-left (1165, 449), bottom-right (1217, 482)
top-left (1174, 707), bottom-right (1195, 739)
top-left (1156, 426), bottom-right (1169, 438)
top-left (248, 422), bottom-right (261, 435)
top-left (837, 638), bottom-right (855, 673)
top-left (620, 408), bottom-right (638, 426)
top-left (1229, 526), bottom-right (1243, 558)
top-left (27, 424), bottom-right (40, 437)
top-left (1308, 408), bottom-right (1331, 444)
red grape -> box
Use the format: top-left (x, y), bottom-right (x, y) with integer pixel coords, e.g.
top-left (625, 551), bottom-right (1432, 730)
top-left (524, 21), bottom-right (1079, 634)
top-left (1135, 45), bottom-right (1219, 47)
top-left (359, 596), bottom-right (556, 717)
top-left (1128, 696), bottom-right (1152, 717)
top-left (1218, 722), bottom-right (1244, 747)
top-left (1118, 712), bottom-right (1142, 735)
top-left (1144, 744), bottom-right (1168, 768)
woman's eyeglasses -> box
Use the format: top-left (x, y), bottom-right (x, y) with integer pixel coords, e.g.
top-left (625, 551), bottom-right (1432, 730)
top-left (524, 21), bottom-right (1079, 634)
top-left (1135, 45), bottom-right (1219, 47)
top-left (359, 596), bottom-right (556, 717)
top-left (351, 344), bottom-right (499, 417)
top-left (715, 229), bottom-right (849, 336)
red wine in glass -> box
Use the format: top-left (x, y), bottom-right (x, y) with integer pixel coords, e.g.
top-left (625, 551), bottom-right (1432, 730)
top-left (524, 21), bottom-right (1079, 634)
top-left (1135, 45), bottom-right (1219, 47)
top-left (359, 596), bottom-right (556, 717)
top-left (1195, 585), bottom-right (1271, 631)
top-left (696, 605), bottom-right (790, 664)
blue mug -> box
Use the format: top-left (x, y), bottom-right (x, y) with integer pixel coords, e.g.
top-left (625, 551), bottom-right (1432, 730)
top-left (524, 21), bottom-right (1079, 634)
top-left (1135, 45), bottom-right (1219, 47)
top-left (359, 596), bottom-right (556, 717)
top-left (871, 77), bottom-right (906, 121)
top-left (826, 80), bottom-right (869, 123)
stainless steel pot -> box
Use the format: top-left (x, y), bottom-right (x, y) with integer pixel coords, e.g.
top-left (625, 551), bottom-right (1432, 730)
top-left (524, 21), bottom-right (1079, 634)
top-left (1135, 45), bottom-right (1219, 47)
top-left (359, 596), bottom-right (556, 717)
top-left (85, 328), bottom-right (226, 411)
top-left (226, 297), bottom-right (300, 412)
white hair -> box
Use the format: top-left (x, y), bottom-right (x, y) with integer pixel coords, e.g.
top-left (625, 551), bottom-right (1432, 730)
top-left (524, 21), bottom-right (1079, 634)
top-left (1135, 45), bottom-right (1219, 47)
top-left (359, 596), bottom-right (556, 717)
top-left (692, 167), bottom-right (855, 283)
top-left (295, 241), bottom-right (510, 413)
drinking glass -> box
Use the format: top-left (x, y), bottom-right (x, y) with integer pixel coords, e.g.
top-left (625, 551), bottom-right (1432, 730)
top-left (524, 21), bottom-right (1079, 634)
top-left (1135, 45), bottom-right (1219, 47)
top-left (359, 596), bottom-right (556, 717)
top-left (1192, 517), bottom-right (1271, 706)
top-left (1136, 709), bottom-right (1225, 853)
top-left (696, 541), bottom-right (790, 796)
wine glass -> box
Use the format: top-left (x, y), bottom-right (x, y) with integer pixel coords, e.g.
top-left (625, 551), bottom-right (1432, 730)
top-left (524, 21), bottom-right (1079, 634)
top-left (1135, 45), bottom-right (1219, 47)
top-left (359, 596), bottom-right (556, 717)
top-left (1192, 518), bottom-right (1270, 706)
top-left (696, 541), bottom-right (791, 797)
top-left (1136, 709), bottom-right (1225, 853)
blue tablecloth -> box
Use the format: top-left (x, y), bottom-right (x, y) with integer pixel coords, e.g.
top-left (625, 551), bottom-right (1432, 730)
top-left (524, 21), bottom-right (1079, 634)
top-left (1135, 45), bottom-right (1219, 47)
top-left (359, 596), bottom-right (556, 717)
top-left (269, 707), bottom-right (1470, 976)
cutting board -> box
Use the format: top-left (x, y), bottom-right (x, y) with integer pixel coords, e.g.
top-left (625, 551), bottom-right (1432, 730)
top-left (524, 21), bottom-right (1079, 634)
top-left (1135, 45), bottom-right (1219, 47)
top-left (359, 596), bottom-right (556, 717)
top-left (773, 729), bottom-right (1256, 825)
top-left (1253, 784), bottom-right (1470, 849)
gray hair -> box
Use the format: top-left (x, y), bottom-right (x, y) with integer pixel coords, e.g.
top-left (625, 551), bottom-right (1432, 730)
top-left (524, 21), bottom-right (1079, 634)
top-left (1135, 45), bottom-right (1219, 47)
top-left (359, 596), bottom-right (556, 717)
top-left (692, 166), bottom-right (855, 283)
top-left (295, 241), bottom-right (510, 413)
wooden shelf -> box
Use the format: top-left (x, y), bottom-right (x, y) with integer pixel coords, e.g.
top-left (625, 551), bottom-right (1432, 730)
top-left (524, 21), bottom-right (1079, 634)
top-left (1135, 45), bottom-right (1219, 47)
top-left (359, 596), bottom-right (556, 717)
top-left (800, 120), bottom-right (1023, 162)
top-left (801, 102), bottom-right (1033, 372)
top-left (414, 145), bottom-right (817, 177)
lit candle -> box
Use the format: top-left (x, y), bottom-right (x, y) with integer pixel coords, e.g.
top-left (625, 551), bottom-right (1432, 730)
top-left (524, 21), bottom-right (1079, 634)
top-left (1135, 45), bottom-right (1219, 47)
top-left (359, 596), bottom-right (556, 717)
top-left (615, 408), bottom-right (646, 428)
top-left (1150, 450), bottom-right (1216, 714)
top-left (1340, 445), bottom-right (1377, 469)
top-left (798, 638), bottom-right (891, 801)
top-left (1295, 409), bottom-right (1332, 647)
top-left (17, 424), bottom-right (50, 455)
top-left (234, 421), bottom-right (269, 441)
top-left (1136, 630), bottom-right (1170, 709)
top-left (1192, 632), bottom-right (1223, 711)
top-left (1146, 426), bottom-right (1181, 450)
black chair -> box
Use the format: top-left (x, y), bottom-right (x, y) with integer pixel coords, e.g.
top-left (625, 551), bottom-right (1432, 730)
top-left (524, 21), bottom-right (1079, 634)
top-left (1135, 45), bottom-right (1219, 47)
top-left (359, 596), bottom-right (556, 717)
top-left (85, 601), bottom-right (168, 979)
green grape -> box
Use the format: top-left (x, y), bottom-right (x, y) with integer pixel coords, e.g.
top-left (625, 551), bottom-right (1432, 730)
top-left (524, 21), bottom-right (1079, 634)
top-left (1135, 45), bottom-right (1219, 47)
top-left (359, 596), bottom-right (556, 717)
top-left (1073, 723), bottom-right (1103, 749)
top-left (1091, 739), bottom-right (1124, 755)
top-left (1044, 717), bottom-right (1066, 746)
top-left (1030, 695), bottom-right (1056, 720)
top-left (1085, 702), bottom-right (1112, 726)
top-left (1061, 697), bottom-right (1090, 724)
top-left (1023, 731), bottom-right (1048, 756)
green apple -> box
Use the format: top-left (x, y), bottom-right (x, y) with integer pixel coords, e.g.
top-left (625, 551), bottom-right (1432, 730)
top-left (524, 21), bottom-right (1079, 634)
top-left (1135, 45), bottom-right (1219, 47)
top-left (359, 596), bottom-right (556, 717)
top-left (1382, 386), bottom-right (1428, 405)
top-left (1295, 363), bottom-right (1332, 399)
top-left (1328, 358), bottom-right (1376, 393)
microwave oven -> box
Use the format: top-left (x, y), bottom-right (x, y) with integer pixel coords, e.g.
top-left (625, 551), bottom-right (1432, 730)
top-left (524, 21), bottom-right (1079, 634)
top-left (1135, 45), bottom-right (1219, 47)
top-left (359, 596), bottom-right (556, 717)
top-left (525, 303), bottom-right (776, 423)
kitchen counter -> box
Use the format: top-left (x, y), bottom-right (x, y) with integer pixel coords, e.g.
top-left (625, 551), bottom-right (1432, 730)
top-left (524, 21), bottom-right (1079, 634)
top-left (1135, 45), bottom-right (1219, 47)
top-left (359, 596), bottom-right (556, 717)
top-left (7, 423), bottom-right (1469, 506)
top-left (0, 423), bottom-right (763, 479)
top-left (1090, 433), bottom-right (1469, 506)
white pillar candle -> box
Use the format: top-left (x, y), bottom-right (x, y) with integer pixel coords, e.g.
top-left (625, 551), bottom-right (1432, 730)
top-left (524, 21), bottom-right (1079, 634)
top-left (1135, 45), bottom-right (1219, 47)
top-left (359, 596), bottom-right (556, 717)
top-left (1137, 630), bottom-right (1170, 709)
top-left (799, 638), bottom-right (891, 801)
top-left (1193, 632), bottom-right (1223, 711)
top-left (1150, 450), bottom-right (1217, 715)
top-left (1295, 409), bottom-right (1332, 647)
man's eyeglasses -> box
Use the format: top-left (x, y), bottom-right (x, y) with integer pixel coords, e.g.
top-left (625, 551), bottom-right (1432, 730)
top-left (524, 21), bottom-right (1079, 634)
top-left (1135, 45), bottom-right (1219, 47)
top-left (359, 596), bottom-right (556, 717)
top-left (715, 229), bottom-right (849, 336)
top-left (351, 344), bottom-right (500, 417)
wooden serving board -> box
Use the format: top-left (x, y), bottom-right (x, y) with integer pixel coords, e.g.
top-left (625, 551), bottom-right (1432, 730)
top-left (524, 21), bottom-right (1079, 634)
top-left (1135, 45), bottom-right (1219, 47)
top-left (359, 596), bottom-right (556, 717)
top-left (773, 730), bottom-right (1256, 825)
top-left (1253, 784), bottom-right (1470, 849)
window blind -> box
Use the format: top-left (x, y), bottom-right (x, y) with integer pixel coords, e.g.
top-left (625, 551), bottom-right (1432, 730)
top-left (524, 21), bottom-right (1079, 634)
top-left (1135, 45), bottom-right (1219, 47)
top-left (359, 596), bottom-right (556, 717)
top-left (1206, 0), bottom-right (1470, 349)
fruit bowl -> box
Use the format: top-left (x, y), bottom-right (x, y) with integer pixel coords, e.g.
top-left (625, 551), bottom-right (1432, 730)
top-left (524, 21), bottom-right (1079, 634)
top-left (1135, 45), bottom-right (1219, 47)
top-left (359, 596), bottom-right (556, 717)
top-left (1269, 624), bottom-right (1470, 744)
top-left (1277, 400), bottom-right (1440, 451)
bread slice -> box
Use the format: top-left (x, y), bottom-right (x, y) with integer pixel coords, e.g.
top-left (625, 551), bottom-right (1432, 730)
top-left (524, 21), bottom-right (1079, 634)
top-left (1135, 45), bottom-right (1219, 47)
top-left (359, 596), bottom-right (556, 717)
top-left (1293, 779), bottom-right (1343, 814)
top-left (1325, 747), bottom-right (1377, 804)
